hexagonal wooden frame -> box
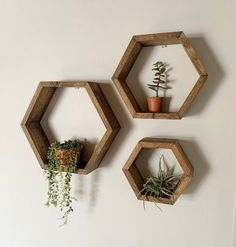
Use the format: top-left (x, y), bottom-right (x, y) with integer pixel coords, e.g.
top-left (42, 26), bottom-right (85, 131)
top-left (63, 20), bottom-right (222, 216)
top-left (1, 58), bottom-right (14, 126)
top-left (112, 31), bottom-right (208, 119)
top-left (123, 138), bottom-right (194, 204)
top-left (21, 81), bottom-right (120, 175)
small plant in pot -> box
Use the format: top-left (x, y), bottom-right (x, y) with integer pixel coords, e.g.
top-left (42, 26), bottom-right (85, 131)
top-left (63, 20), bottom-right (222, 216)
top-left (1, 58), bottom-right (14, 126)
top-left (147, 61), bottom-right (170, 113)
top-left (140, 155), bottom-right (181, 201)
top-left (45, 139), bottom-right (84, 225)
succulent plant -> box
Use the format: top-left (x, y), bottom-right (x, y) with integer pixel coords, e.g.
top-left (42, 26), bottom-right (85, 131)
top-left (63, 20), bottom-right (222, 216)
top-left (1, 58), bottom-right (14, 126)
top-left (147, 61), bottom-right (169, 97)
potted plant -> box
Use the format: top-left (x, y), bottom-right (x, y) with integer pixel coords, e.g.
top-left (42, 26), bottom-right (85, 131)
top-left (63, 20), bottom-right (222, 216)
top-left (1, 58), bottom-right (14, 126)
top-left (140, 155), bottom-right (180, 200)
top-left (147, 61), bottom-right (169, 112)
top-left (45, 140), bottom-right (84, 225)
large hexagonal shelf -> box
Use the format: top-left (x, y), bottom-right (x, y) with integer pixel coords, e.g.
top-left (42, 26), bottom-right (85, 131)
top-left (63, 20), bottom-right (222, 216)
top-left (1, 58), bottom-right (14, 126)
top-left (112, 31), bottom-right (208, 119)
top-left (21, 81), bottom-right (120, 175)
top-left (123, 138), bottom-right (193, 204)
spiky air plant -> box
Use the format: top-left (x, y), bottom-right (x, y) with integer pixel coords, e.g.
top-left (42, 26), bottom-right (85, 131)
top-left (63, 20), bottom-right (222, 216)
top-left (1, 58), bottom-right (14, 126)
top-left (140, 155), bottom-right (181, 200)
top-left (45, 140), bottom-right (84, 225)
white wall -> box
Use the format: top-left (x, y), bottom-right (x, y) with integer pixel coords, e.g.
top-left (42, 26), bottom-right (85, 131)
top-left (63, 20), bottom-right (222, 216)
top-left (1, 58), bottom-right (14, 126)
top-left (0, 0), bottom-right (236, 246)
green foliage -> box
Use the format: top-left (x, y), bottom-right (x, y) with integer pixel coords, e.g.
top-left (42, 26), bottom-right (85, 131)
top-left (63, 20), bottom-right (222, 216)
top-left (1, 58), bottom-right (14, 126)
top-left (140, 155), bottom-right (180, 199)
top-left (148, 61), bottom-right (169, 97)
top-left (45, 140), bottom-right (84, 225)
top-left (51, 140), bottom-right (84, 150)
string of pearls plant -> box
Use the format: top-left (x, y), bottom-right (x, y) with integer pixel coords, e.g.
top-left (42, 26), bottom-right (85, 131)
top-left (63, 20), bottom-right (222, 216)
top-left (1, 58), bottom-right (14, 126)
top-left (45, 140), bottom-right (84, 225)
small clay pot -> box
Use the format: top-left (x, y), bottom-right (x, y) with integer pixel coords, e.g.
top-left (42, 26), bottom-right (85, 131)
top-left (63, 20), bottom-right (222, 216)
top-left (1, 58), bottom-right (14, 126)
top-left (147, 97), bottom-right (163, 113)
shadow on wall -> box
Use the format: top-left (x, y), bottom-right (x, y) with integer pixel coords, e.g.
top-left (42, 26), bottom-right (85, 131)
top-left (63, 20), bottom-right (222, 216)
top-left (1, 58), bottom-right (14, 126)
top-left (97, 81), bottom-right (133, 168)
top-left (186, 36), bottom-right (225, 117)
top-left (74, 170), bottom-right (100, 214)
top-left (71, 81), bottom-right (132, 212)
top-left (179, 138), bottom-right (210, 195)
top-left (87, 170), bottom-right (100, 213)
top-left (74, 174), bottom-right (86, 201)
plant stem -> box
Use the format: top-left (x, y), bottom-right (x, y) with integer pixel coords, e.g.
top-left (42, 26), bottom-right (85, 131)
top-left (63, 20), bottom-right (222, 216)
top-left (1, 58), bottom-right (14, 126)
top-left (156, 82), bottom-right (159, 97)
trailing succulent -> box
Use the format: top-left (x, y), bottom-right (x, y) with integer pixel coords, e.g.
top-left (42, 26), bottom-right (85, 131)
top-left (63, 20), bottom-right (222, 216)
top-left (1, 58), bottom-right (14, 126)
top-left (140, 155), bottom-right (180, 200)
top-left (148, 61), bottom-right (169, 97)
top-left (45, 140), bottom-right (84, 225)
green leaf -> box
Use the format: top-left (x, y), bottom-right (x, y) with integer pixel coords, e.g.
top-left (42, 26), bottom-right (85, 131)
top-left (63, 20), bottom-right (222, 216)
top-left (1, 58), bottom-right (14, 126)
top-left (147, 84), bottom-right (157, 87)
top-left (160, 67), bottom-right (166, 73)
top-left (158, 85), bottom-right (168, 90)
top-left (148, 86), bottom-right (158, 92)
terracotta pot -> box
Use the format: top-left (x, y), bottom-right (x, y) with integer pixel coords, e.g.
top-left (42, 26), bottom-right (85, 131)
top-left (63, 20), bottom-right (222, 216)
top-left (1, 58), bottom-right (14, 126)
top-left (54, 148), bottom-right (82, 171)
top-left (147, 97), bottom-right (163, 113)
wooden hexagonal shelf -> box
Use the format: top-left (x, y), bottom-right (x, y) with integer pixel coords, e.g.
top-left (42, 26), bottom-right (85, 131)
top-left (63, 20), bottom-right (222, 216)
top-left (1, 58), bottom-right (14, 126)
top-left (123, 138), bottom-right (193, 204)
top-left (21, 81), bottom-right (120, 175)
top-left (112, 31), bottom-right (208, 119)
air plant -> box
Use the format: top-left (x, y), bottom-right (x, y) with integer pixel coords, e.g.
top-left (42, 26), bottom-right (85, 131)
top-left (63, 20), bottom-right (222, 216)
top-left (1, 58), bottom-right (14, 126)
top-left (140, 155), bottom-right (181, 200)
top-left (147, 61), bottom-right (169, 97)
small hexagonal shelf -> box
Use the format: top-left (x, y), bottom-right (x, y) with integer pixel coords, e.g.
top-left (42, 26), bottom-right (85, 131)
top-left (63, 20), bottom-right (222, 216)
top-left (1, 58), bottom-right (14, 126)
top-left (123, 138), bottom-right (193, 204)
top-left (21, 81), bottom-right (120, 175)
top-left (112, 31), bottom-right (208, 119)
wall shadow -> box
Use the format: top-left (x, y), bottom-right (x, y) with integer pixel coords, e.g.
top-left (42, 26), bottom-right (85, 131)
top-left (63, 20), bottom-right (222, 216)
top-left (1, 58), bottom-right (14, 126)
top-left (74, 174), bottom-right (85, 201)
top-left (81, 139), bottom-right (96, 163)
top-left (185, 36), bottom-right (225, 117)
top-left (74, 171), bottom-right (100, 213)
top-left (87, 171), bottom-right (100, 214)
top-left (98, 81), bottom-right (133, 168)
top-left (178, 138), bottom-right (210, 195)
top-left (75, 80), bottom-right (132, 211)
